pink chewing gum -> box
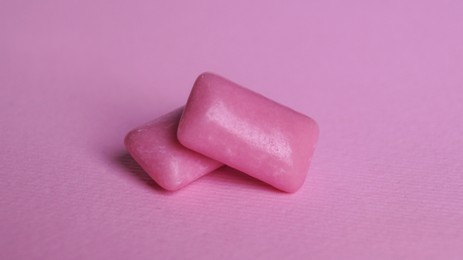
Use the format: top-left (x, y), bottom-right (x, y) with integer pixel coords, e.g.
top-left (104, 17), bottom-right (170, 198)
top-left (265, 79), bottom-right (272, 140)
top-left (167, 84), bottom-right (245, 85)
top-left (124, 107), bottom-right (223, 191)
top-left (178, 73), bottom-right (319, 193)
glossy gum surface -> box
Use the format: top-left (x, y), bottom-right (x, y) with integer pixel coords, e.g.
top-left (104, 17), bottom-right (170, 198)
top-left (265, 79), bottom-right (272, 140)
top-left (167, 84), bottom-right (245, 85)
top-left (125, 107), bottom-right (222, 191)
top-left (178, 73), bottom-right (319, 192)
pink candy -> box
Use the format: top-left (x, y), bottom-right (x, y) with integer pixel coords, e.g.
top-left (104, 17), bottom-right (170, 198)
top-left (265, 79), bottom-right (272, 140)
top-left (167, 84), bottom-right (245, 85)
top-left (124, 107), bottom-right (222, 191)
top-left (125, 73), bottom-right (319, 192)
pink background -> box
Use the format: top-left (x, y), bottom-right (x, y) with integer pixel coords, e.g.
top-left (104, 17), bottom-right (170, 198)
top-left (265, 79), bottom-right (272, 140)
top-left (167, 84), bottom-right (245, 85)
top-left (1, 0), bottom-right (462, 259)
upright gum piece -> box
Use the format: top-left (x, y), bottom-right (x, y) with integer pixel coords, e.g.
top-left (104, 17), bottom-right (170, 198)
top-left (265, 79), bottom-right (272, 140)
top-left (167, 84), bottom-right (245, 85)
top-left (178, 73), bottom-right (319, 193)
top-left (125, 107), bottom-right (223, 191)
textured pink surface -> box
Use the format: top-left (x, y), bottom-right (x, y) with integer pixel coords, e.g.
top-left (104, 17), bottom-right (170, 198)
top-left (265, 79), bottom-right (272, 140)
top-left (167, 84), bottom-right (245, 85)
top-left (125, 107), bottom-right (222, 191)
top-left (178, 73), bottom-right (319, 192)
top-left (1, 0), bottom-right (463, 259)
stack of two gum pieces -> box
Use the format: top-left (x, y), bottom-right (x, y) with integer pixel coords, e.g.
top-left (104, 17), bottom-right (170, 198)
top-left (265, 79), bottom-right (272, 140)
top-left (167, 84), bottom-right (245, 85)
top-left (125, 73), bottom-right (319, 193)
